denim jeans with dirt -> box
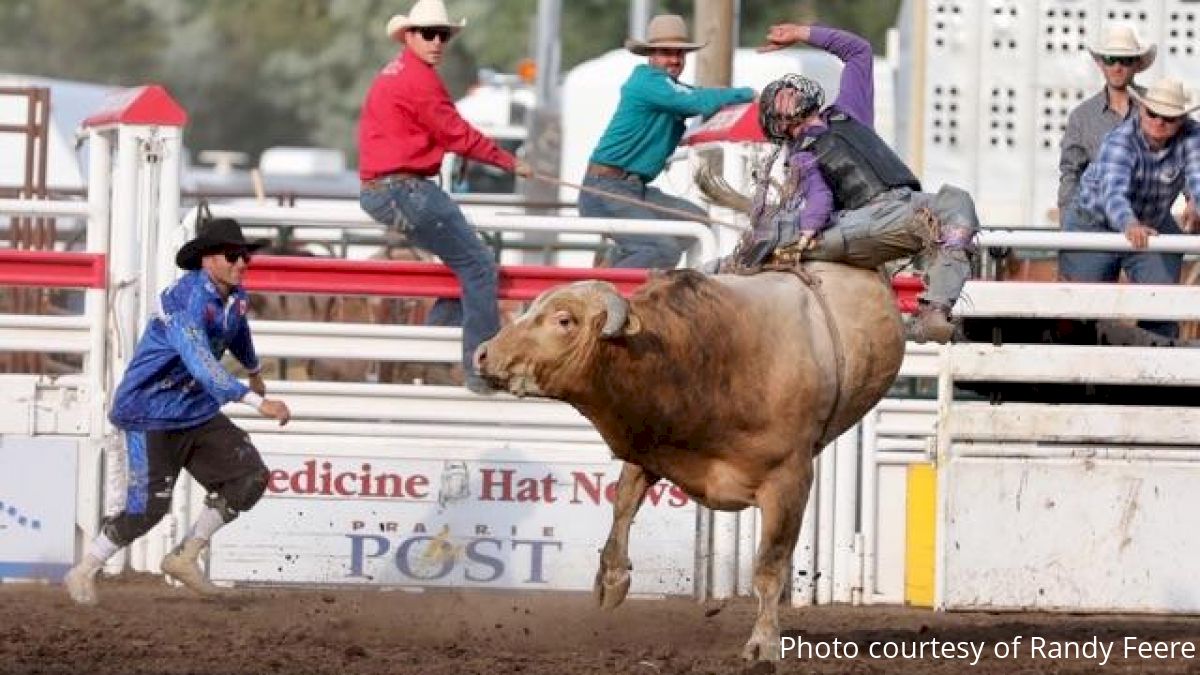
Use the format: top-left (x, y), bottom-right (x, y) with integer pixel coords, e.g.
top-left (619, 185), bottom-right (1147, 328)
top-left (360, 178), bottom-right (500, 382)
top-left (579, 173), bottom-right (706, 269)
top-left (805, 185), bottom-right (979, 310)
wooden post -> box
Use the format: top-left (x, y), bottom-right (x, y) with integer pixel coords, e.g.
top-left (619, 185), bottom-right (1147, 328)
top-left (694, 0), bottom-right (734, 88)
top-left (693, 0), bottom-right (735, 173)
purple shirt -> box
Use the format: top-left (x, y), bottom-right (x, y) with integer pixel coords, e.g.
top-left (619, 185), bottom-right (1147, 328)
top-left (814, 26), bottom-right (875, 126)
top-left (789, 26), bottom-right (876, 233)
top-left (789, 151), bottom-right (833, 233)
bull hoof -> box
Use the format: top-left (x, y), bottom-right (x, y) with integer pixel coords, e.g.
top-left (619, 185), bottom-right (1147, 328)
top-left (741, 637), bottom-right (782, 662)
top-left (593, 566), bottom-right (631, 610)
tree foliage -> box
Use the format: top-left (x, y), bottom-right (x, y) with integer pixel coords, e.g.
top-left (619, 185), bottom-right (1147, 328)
top-left (0, 0), bottom-right (899, 160)
top-left (0, 0), bottom-right (164, 84)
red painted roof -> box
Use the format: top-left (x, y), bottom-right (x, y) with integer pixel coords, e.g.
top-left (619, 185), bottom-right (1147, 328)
top-left (680, 101), bottom-right (765, 146)
top-left (81, 84), bottom-right (187, 128)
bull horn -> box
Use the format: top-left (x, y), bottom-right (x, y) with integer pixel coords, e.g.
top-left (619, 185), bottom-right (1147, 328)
top-left (599, 288), bottom-right (631, 338)
top-left (694, 165), bottom-right (752, 214)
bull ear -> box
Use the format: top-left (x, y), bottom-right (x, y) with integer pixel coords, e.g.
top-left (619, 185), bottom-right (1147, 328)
top-left (622, 312), bottom-right (642, 336)
top-left (599, 310), bottom-right (641, 339)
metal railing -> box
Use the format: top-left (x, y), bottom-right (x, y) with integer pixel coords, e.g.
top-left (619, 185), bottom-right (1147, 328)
top-left (180, 203), bottom-right (719, 266)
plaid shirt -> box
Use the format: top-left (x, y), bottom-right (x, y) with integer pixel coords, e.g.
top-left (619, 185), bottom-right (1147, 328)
top-left (1074, 115), bottom-right (1200, 234)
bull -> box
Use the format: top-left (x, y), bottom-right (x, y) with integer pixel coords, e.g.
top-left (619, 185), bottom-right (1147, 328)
top-left (474, 264), bottom-right (904, 660)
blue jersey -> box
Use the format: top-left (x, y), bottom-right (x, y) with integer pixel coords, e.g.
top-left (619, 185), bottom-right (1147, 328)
top-left (109, 270), bottom-right (260, 431)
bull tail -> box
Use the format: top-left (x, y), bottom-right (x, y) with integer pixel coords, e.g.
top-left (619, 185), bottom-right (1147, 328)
top-left (694, 165), bottom-right (753, 214)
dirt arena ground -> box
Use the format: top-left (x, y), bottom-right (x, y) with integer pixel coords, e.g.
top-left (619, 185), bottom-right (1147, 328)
top-left (4, 574), bottom-right (1200, 675)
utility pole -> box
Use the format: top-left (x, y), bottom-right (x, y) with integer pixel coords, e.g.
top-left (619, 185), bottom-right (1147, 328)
top-left (629, 0), bottom-right (656, 41)
top-left (532, 0), bottom-right (562, 111)
top-left (522, 0), bottom-right (563, 254)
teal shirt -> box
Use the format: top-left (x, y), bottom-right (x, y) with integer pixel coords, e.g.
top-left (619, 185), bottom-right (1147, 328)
top-left (590, 64), bottom-right (755, 181)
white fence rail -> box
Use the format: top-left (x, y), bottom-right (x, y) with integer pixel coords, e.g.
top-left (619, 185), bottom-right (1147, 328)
top-left (179, 203), bottom-right (718, 266)
top-left (958, 281), bottom-right (1200, 319)
top-left (252, 321), bottom-right (461, 364)
top-left (0, 315), bottom-right (93, 354)
top-left (0, 198), bottom-right (91, 218)
top-left (976, 229), bottom-right (1200, 253)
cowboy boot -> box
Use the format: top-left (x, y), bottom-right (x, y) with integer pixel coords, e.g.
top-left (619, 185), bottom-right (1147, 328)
top-left (64, 555), bottom-right (102, 606)
top-left (910, 302), bottom-right (956, 344)
top-left (161, 538), bottom-right (223, 596)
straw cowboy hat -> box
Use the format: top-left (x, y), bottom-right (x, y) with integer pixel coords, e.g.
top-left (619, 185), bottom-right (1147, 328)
top-left (1129, 77), bottom-right (1200, 118)
top-left (1088, 23), bottom-right (1156, 72)
top-left (386, 0), bottom-right (466, 41)
top-left (176, 218), bottom-right (268, 270)
top-left (625, 14), bottom-right (706, 56)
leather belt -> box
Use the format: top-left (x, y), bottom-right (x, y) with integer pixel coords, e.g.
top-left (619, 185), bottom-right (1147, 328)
top-left (361, 172), bottom-right (426, 190)
top-left (586, 162), bottom-right (641, 182)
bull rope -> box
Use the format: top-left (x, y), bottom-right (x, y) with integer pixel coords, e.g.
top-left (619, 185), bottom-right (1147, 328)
top-left (768, 264), bottom-right (847, 450)
top-left (529, 171), bottom-right (749, 232)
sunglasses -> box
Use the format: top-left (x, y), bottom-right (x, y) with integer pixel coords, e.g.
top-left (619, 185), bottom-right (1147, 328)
top-left (1144, 107), bottom-right (1185, 123)
top-left (413, 27), bottom-right (453, 42)
top-left (1101, 55), bottom-right (1139, 67)
top-left (222, 248), bottom-right (252, 264)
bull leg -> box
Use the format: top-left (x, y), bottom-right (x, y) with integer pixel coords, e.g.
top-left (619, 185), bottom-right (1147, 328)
top-left (742, 460), bottom-right (812, 661)
top-left (594, 462), bottom-right (660, 610)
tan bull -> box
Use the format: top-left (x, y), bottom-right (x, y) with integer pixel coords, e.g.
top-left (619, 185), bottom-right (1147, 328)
top-left (474, 265), bottom-right (904, 660)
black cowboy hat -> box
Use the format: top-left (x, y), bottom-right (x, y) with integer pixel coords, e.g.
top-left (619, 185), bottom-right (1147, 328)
top-left (175, 217), bottom-right (269, 270)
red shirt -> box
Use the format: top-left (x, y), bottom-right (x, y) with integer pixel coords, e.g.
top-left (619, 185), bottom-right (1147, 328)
top-left (358, 49), bottom-right (516, 180)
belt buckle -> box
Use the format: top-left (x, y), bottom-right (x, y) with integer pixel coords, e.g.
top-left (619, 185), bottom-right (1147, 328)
top-left (592, 164), bottom-right (625, 180)
top-left (367, 174), bottom-right (401, 190)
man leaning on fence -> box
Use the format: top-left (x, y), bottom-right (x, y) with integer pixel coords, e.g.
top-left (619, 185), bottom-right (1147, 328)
top-left (64, 218), bottom-right (292, 606)
top-left (579, 14), bottom-right (755, 269)
top-left (357, 0), bottom-right (531, 395)
top-left (1058, 76), bottom-right (1200, 341)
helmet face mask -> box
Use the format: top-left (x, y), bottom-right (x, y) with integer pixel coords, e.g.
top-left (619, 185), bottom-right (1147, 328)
top-left (758, 74), bottom-right (825, 144)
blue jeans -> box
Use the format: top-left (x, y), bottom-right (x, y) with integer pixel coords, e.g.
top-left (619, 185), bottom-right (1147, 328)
top-left (806, 185), bottom-right (979, 309)
top-left (1058, 205), bottom-right (1183, 339)
top-left (360, 178), bottom-right (499, 373)
top-left (578, 173), bottom-right (706, 269)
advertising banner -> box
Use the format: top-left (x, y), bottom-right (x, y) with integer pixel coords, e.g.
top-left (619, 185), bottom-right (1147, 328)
top-left (211, 435), bottom-right (698, 596)
top-left (0, 436), bottom-right (77, 581)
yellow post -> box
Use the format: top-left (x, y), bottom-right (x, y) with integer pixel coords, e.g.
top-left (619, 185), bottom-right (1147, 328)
top-left (905, 462), bottom-right (937, 607)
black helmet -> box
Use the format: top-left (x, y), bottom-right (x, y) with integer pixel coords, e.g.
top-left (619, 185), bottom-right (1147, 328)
top-left (758, 74), bottom-right (825, 144)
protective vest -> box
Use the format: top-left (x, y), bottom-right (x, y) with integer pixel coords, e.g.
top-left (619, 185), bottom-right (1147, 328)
top-left (803, 111), bottom-right (921, 211)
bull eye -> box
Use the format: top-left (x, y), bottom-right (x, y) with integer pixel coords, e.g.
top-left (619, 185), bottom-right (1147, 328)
top-left (552, 310), bottom-right (575, 331)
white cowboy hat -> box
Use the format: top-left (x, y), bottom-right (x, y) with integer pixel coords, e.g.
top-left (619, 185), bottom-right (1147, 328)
top-left (625, 14), bottom-right (706, 56)
top-left (1088, 23), bottom-right (1156, 73)
top-left (386, 0), bottom-right (466, 41)
top-left (1129, 77), bottom-right (1200, 118)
